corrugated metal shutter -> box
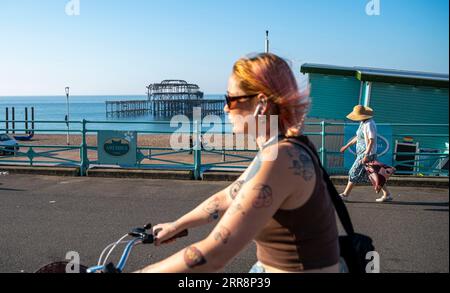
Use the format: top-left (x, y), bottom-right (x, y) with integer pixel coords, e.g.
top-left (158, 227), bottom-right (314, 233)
top-left (370, 82), bottom-right (449, 150)
top-left (308, 74), bottom-right (361, 120)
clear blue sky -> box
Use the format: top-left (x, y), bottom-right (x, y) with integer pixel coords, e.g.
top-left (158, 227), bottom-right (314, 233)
top-left (0, 0), bottom-right (448, 96)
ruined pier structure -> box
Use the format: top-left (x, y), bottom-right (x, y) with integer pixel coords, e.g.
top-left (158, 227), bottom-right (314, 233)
top-left (106, 80), bottom-right (224, 117)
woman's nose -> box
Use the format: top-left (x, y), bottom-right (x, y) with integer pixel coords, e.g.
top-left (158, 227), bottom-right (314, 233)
top-left (224, 104), bottom-right (230, 113)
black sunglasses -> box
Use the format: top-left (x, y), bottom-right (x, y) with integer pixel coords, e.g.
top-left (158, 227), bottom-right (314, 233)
top-left (224, 93), bottom-right (259, 109)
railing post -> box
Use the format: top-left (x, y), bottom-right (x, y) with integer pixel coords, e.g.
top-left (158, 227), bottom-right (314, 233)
top-left (320, 121), bottom-right (328, 172)
top-left (12, 107), bottom-right (15, 134)
top-left (28, 147), bottom-right (34, 166)
top-left (5, 107), bottom-right (8, 134)
top-left (80, 119), bottom-right (88, 176)
top-left (193, 120), bottom-right (202, 180)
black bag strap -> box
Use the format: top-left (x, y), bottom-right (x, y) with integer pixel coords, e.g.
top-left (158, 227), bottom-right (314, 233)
top-left (282, 135), bottom-right (355, 235)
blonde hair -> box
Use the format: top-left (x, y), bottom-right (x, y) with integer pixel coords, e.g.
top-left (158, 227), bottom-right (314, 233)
top-left (232, 53), bottom-right (310, 137)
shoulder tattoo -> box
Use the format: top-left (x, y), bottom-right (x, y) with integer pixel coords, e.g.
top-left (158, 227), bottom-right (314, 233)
top-left (286, 147), bottom-right (315, 181)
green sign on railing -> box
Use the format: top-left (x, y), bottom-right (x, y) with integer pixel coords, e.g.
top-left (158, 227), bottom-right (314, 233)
top-left (97, 131), bottom-right (137, 167)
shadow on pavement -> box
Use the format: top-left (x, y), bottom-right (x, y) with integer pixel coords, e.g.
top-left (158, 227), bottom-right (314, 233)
top-left (348, 200), bottom-right (448, 207)
top-left (423, 209), bottom-right (449, 212)
top-left (0, 187), bottom-right (26, 192)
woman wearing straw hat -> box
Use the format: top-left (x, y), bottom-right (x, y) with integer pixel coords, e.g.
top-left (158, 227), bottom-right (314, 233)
top-left (339, 105), bottom-right (392, 202)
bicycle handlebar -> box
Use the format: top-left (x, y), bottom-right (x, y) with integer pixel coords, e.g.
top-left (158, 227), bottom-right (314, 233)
top-left (36, 224), bottom-right (189, 273)
top-left (155, 229), bottom-right (189, 243)
top-left (174, 229), bottom-right (189, 238)
top-left (87, 224), bottom-right (189, 273)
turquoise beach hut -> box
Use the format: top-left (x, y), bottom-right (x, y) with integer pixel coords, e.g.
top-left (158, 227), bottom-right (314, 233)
top-left (300, 63), bottom-right (449, 174)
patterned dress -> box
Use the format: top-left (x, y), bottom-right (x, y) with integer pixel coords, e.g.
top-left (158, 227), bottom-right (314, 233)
top-left (348, 122), bottom-right (377, 184)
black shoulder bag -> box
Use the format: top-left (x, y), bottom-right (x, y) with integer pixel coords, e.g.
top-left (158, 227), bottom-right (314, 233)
top-left (287, 135), bottom-right (376, 274)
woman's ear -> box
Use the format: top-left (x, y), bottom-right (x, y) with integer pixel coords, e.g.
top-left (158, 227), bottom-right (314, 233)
top-left (256, 93), bottom-right (269, 115)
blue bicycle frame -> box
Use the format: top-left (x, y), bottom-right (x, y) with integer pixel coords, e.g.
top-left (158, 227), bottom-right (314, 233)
top-left (84, 224), bottom-right (188, 273)
top-left (34, 224), bottom-right (187, 273)
top-left (87, 238), bottom-right (142, 273)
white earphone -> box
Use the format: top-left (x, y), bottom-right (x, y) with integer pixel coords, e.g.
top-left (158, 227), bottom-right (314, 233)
top-left (254, 100), bottom-right (267, 117)
top-left (253, 104), bottom-right (263, 117)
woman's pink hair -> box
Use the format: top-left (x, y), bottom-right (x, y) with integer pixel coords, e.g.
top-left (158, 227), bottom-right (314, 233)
top-left (232, 53), bottom-right (310, 137)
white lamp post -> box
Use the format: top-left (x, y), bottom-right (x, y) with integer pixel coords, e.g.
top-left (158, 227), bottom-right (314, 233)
top-left (65, 87), bottom-right (70, 145)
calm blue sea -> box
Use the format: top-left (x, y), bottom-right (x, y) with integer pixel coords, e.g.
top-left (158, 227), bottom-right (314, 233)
top-left (0, 95), bottom-right (230, 133)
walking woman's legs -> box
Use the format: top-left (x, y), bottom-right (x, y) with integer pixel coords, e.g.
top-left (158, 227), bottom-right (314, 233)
top-left (381, 185), bottom-right (391, 197)
top-left (346, 154), bottom-right (364, 197)
top-left (376, 185), bottom-right (393, 202)
top-left (342, 181), bottom-right (355, 196)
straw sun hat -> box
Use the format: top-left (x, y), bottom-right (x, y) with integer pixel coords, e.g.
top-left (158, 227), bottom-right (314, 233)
top-left (346, 105), bottom-right (374, 121)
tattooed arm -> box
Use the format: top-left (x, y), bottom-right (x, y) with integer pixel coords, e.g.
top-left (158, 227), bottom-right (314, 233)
top-left (202, 143), bottom-right (316, 269)
top-left (137, 143), bottom-right (316, 272)
top-left (152, 169), bottom-right (252, 245)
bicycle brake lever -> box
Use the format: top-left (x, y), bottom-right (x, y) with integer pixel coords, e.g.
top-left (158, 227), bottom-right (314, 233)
top-left (142, 233), bottom-right (154, 244)
top-left (103, 262), bottom-right (121, 273)
top-left (129, 227), bottom-right (146, 238)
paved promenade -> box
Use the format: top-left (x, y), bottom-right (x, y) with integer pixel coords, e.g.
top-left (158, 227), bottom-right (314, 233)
top-left (0, 174), bottom-right (448, 273)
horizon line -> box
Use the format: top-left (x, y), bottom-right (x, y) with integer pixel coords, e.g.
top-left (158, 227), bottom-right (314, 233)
top-left (0, 93), bottom-right (226, 98)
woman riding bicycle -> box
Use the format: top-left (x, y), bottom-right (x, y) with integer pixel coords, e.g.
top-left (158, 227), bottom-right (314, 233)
top-left (135, 53), bottom-right (340, 273)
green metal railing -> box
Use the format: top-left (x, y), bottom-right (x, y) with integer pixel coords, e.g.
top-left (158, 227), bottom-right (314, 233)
top-left (1, 121), bottom-right (83, 173)
top-left (1, 120), bottom-right (448, 178)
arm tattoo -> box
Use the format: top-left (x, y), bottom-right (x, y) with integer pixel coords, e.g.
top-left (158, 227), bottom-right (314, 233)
top-left (286, 147), bottom-right (315, 181)
top-left (213, 226), bottom-right (231, 244)
top-left (228, 203), bottom-right (246, 216)
top-left (184, 246), bottom-right (207, 268)
top-left (229, 180), bottom-right (245, 200)
top-left (251, 184), bottom-right (273, 208)
top-left (202, 197), bottom-right (220, 222)
top-left (228, 156), bottom-right (262, 200)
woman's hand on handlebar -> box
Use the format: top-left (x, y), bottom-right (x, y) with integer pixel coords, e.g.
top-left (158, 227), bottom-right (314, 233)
top-left (152, 222), bottom-right (181, 246)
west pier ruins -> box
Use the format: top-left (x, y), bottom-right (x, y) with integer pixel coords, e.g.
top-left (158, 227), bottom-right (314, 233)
top-left (106, 80), bottom-right (223, 117)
